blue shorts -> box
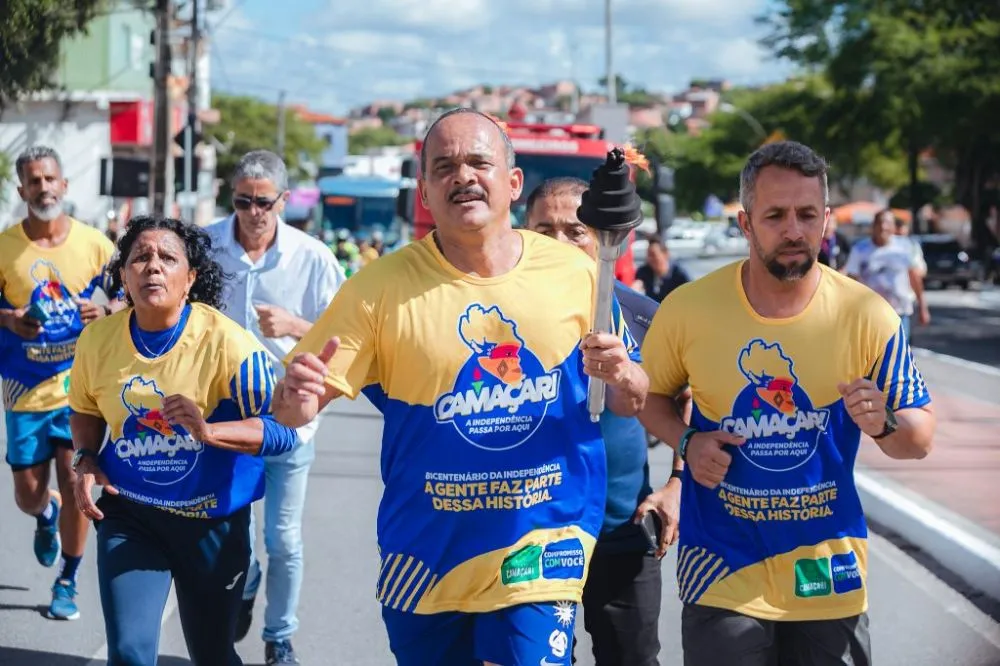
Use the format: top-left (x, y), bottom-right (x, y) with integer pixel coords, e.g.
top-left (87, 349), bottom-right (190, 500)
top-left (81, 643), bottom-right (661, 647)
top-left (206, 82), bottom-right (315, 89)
top-left (4, 407), bottom-right (73, 471)
top-left (382, 601), bottom-right (578, 666)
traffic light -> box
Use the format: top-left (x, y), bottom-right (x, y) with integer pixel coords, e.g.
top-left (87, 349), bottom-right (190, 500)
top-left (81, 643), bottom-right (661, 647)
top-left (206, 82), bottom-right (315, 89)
top-left (99, 156), bottom-right (201, 197)
top-left (396, 157), bottom-right (417, 223)
top-left (652, 163), bottom-right (675, 239)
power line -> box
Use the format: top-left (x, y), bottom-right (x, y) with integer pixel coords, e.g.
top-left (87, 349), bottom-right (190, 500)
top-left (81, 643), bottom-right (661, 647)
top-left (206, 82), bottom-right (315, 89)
top-left (210, 49), bottom-right (232, 90)
top-left (207, 0), bottom-right (250, 33)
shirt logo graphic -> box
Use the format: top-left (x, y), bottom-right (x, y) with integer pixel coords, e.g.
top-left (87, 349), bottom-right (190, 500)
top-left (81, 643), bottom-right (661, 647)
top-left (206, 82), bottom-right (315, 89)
top-left (434, 304), bottom-right (560, 451)
top-left (720, 339), bottom-right (829, 472)
top-left (548, 629), bottom-right (569, 659)
top-left (112, 376), bottom-right (204, 485)
top-left (553, 601), bottom-right (575, 628)
top-left (28, 259), bottom-right (78, 335)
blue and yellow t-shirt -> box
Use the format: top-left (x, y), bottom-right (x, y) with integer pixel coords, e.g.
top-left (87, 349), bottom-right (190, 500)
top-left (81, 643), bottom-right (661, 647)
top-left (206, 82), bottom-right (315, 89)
top-left (0, 219), bottom-right (115, 413)
top-left (290, 230), bottom-right (638, 614)
top-left (643, 261), bottom-right (931, 621)
top-left (69, 303), bottom-right (276, 519)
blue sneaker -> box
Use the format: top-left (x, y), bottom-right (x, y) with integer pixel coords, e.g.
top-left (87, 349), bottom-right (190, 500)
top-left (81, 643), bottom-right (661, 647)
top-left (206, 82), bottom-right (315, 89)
top-left (34, 492), bottom-right (61, 568)
top-left (47, 579), bottom-right (80, 621)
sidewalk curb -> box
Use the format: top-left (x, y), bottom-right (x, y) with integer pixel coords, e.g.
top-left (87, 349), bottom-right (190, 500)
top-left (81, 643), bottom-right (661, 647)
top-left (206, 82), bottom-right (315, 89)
top-left (912, 347), bottom-right (1000, 379)
top-left (856, 467), bottom-right (1000, 604)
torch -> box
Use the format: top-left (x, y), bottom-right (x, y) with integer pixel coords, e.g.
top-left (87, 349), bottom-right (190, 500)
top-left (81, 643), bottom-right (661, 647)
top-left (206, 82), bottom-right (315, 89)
top-left (578, 147), bottom-right (645, 422)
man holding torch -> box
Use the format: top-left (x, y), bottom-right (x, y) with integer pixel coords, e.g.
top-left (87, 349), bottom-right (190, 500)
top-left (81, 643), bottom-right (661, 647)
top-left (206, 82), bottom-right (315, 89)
top-left (272, 108), bottom-right (648, 666)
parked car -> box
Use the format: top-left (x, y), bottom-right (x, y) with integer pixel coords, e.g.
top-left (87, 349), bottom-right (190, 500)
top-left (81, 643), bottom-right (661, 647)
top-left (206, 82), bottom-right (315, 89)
top-left (917, 234), bottom-right (984, 289)
top-left (702, 224), bottom-right (749, 256)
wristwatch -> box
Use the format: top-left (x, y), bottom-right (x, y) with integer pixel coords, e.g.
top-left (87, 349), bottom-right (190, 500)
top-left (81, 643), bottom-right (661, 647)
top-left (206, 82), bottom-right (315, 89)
top-left (872, 406), bottom-right (899, 440)
top-left (71, 449), bottom-right (97, 471)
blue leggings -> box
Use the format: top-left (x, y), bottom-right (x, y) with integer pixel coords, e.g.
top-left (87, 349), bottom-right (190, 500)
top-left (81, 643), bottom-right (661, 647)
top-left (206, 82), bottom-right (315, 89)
top-left (95, 495), bottom-right (251, 666)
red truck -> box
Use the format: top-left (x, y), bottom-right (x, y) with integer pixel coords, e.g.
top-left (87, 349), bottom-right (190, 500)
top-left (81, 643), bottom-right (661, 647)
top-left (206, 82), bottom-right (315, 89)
top-left (397, 121), bottom-right (638, 285)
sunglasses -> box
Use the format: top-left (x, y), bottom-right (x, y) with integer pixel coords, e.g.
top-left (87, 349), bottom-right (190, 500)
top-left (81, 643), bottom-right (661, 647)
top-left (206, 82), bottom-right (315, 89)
top-left (232, 191), bottom-right (285, 212)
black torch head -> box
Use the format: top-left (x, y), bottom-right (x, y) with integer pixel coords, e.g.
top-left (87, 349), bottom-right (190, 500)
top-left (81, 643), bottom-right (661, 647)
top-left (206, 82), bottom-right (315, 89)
top-left (577, 147), bottom-right (644, 236)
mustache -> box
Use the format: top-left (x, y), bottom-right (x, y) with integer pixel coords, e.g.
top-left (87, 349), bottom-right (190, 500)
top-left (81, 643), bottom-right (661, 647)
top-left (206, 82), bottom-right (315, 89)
top-left (448, 186), bottom-right (487, 203)
top-left (776, 241), bottom-right (811, 253)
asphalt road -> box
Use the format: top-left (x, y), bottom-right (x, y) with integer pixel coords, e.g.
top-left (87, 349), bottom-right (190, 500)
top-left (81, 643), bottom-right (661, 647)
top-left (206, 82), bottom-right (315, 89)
top-left (2, 395), bottom-right (1000, 666)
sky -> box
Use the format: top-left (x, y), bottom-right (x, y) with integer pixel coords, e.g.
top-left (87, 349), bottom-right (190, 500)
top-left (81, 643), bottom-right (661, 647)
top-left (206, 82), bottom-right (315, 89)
top-left (207, 0), bottom-right (796, 116)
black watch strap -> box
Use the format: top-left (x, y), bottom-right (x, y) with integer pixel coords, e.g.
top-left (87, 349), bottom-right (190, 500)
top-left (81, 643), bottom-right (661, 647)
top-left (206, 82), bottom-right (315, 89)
top-left (872, 406), bottom-right (898, 440)
top-left (669, 469), bottom-right (683, 481)
top-left (73, 449), bottom-right (98, 467)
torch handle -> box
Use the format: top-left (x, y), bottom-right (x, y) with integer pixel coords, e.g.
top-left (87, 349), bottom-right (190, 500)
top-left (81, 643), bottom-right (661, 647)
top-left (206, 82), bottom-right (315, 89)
top-left (588, 252), bottom-right (620, 422)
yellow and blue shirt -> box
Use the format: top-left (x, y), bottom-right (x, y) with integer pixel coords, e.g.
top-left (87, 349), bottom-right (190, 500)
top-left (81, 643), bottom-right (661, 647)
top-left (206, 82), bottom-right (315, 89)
top-left (69, 303), bottom-right (277, 519)
top-left (289, 230), bottom-right (638, 614)
top-left (0, 219), bottom-right (115, 413)
top-left (643, 261), bottom-right (931, 621)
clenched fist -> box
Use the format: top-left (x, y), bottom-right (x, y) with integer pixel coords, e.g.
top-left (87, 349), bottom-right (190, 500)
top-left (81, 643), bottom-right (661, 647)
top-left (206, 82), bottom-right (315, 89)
top-left (685, 430), bottom-right (746, 489)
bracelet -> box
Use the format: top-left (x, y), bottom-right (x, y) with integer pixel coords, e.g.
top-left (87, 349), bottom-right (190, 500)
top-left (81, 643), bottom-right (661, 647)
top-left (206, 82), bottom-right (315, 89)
top-left (677, 427), bottom-right (698, 462)
top-left (669, 469), bottom-right (683, 481)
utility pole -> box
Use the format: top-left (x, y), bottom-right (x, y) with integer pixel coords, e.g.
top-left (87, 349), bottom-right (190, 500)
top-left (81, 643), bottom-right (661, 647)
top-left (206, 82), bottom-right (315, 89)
top-left (276, 90), bottom-right (287, 159)
top-left (151, 0), bottom-right (175, 217)
top-left (181, 0), bottom-right (200, 223)
top-left (604, 0), bottom-right (616, 104)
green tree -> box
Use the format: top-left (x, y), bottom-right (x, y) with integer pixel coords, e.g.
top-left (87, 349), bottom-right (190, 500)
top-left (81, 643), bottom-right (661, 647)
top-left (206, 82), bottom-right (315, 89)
top-left (347, 126), bottom-right (411, 154)
top-left (0, 151), bottom-right (13, 209)
top-left (404, 98), bottom-right (434, 111)
top-left (636, 77), bottom-right (909, 214)
top-left (206, 93), bottom-right (326, 202)
top-left (761, 0), bottom-right (1000, 243)
top-left (376, 107), bottom-right (397, 123)
top-left (596, 75), bottom-right (661, 106)
top-left (0, 0), bottom-right (112, 103)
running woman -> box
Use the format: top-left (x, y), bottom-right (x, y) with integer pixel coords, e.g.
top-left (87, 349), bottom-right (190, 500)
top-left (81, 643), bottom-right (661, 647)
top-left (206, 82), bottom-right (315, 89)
top-left (69, 216), bottom-right (298, 665)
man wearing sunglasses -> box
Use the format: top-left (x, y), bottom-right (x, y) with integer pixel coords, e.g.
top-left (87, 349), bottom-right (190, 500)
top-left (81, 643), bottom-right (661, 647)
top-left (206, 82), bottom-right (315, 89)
top-left (206, 149), bottom-right (345, 665)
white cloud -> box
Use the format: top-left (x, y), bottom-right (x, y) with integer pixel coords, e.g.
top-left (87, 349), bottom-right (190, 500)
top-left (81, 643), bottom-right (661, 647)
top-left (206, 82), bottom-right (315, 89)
top-left (208, 0), bottom-right (794, 114)
top-left (318, 0), bottom-right (492, 33)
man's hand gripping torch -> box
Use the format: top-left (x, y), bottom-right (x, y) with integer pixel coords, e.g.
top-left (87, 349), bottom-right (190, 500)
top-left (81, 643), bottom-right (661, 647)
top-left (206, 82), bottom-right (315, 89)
top-left (577, 146), bottom-right (647, 422)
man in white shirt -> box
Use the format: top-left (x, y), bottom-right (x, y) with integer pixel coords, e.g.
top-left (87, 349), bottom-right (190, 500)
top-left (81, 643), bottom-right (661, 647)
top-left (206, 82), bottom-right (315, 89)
top-left (846, 209), bottom-right (930, 342)
top-left (894, 216), bottom-right (928, 277)
top-left (205, 150), bottom-right (345, 665)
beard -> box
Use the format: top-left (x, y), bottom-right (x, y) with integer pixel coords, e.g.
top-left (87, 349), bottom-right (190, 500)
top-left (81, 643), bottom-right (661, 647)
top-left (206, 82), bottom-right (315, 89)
top-left (29, 199), bottom-right (63, 222)
top-left (750, 232), bottom-right (817, 282)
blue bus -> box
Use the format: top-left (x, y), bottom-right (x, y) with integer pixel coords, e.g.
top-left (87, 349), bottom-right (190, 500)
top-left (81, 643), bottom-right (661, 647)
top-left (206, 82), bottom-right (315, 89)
top-left (316, 175), bottom-right (406, 246)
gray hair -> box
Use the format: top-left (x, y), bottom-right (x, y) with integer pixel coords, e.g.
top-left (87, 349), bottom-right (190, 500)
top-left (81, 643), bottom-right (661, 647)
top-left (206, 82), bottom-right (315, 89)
top-left (739, 141), bottom-right (829, 214)
top-left (420, 107), bottom-right (516, 176)
top-left (16, 145), bottom-right (63, 181)
top-left (231, 150), bottom-right (288, 191)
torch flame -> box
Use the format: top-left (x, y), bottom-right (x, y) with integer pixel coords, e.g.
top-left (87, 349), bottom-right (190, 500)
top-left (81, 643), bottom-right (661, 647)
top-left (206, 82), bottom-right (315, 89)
top-left (621, 144), bottom-right (651, 173)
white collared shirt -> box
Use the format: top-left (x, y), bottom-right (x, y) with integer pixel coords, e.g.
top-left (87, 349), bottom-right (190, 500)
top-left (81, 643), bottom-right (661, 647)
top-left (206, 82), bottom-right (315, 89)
top-left (205, 215), bottom-right (345, 442)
